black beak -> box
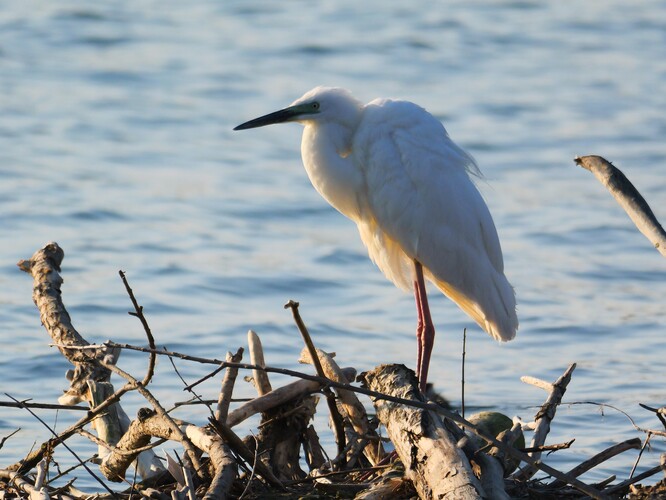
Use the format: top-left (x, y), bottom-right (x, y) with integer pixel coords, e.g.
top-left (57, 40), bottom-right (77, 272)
top-left (233, 107), bottom-right (300, 131)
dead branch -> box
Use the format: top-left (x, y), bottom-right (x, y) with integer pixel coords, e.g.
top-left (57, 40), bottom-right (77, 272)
top-left (514, 363), bottom-right (576, 481)
top-left (285, 300), bottom-right (347, 465)
top-left (227, 367), bottom-right (356, 427)
top-left (99, 410), bottom-right (237, 499)
top-left (299, 347), bottom-right (385, 466)
top-left (100, 359), bottom-right (204, 476)
top-left (119, 270), bottom-right (157, 386)
top-left (17, 242), bottom-right (113, 404)
top-left (215, 347), bottom-right (244, 423)
top-left (248, 330), bottom-right (272, 395)
top-left (208, 418), bottom-right (284, 489)
top-left (548, 438), bottom-right (642, 489)
top-left (575, 155), bottom-right (666, 257)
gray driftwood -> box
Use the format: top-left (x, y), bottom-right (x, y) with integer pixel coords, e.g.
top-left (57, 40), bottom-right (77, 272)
top-left (100, 410), bottom-right (237, 499)
top-left (513, 363), bottom-right (576, 481)
top-left (17, 242), bottom-right (114, 404)
top-left (362, 364), bottom-right (484, 499)
top-left (575, 155), bottom-right (666, 257)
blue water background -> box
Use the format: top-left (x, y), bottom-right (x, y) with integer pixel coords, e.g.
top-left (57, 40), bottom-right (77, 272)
top-left (1, 0), bottom-right (665, 491)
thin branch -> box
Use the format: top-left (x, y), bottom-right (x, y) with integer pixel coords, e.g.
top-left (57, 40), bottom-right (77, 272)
top-left (9, 382), bottom-right (134, 473)
top-left (0, 428), bottom-right (21, 451)
top-left (520, 439), bottom-right (575, 454)
top-left (461, 327), bottom-right (466, 418)
top-left (5, 393), bottom-right (115, 495)
top-left (629, 432), bottom-right (651, 479)
top-left (547, 438), bottom-right (641, 489)
top-left (284, 300), bottom-right (347, 465)
top-left (208, 417), bottom-right (284, 489)
top-left (514, 363), bottom-right (577, 481)
top-left (0, 401), bottom-right (88, 412)
top-left (119, 270), bottom-right (156, 386)
top-left (215, 348), bottom-right (244, 423)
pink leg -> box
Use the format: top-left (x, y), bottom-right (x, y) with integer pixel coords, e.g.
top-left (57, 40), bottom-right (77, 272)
top-left (413, 260), bottom-right (435, 393)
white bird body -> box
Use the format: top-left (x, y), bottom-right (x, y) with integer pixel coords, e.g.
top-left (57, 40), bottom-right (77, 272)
top-left (235, 86), bottom-right (518, 390)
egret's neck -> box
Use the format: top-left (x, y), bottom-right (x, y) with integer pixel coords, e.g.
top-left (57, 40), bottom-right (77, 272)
top-left (300, 121), bottom-right (363, 221)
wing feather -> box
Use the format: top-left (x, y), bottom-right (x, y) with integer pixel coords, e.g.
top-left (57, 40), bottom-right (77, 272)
top-left (352, 99), bottom-right (517, 340)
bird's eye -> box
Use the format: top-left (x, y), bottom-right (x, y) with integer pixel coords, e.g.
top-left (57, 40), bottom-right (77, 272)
top-left (312, 102), bottom-right (320, 110)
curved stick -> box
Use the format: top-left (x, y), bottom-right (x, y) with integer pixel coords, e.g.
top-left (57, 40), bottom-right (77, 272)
top-left (17, 242), bottom-right (115, 404)
top-left (575, 155), bottom-right (666, 257)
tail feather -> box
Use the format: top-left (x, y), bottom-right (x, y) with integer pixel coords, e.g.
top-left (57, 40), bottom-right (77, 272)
top-left (430, 273), bottom-right (518, 342)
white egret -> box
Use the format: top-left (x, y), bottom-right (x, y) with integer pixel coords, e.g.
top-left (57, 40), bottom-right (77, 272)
top-left (234, 87), bottom-right (518, 392)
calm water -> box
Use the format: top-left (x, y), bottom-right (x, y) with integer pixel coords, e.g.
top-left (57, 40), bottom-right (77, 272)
top-left (1, 0), bottom-right (665, 491)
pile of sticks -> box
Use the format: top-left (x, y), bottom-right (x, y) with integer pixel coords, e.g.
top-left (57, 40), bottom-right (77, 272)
top-left (1, 241), bottom-right (665, 499)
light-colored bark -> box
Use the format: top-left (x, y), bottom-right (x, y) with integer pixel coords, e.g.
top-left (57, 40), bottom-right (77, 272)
top-left (576, 155), bottom-right (666, 257)
top-left (363, 364), bottom-right (484, 500)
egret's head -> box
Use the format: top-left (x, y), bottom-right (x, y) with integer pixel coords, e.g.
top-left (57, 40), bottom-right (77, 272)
top-left (234, 86), bottom-right (362, 130)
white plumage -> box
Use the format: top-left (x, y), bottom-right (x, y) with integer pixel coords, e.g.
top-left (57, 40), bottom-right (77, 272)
top-left (235, 86), bottom-right (518, 391)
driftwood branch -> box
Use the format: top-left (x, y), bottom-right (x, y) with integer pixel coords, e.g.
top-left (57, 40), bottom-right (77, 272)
top-left (17, 242), bottom-right (113, 404)
top-left (215, 347), bottom-right (244, 423)
top-left (285, 300), bottom-right (347, 465)
top-left (514, 363), bottom-right (576, 481)
top-left (575, 155), bottom-right (666, 257)
top-left (362, 364), bottom-right (485, 499)
top-left (227, 367), bottom-right (356, 427)
top-left (248, 329), bottom-right (272, 395)
top-left (548, 438), bottom-right (642, 489)
top-left (100, 410), bottom-right (237, 499)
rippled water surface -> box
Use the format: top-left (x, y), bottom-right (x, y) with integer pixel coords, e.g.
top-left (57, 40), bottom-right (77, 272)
top-left (1, 0), bottom-right (665, 491)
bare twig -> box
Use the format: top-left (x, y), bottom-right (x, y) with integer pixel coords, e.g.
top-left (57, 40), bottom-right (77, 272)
top-left (0, 428), bottom-right (21, 451)
top-left (639, 403), bottom-right (666, 430)
top-left (0, 401), bottom-right (88, 411)
top-left (513, 363), bottom-right (577, 481)
top-left (462, 327), bottom-right (466, 418)
top-left (6, 393), bottom-right (115, 495)
top-left (119, 270), bottom-right (157, 386)
top-left (285, 300), bottom-right (347, 465)
top-left (630, 433), bottom-right (652, 479)
top-left (547, 438), bottom-right (641, 489)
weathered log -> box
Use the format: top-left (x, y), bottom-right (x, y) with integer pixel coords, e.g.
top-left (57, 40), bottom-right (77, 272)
top-left (575, 155), bottom-right (666, 257)
top-left (362, 364), bottom-right (484, 499)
